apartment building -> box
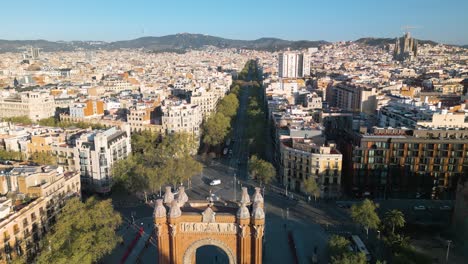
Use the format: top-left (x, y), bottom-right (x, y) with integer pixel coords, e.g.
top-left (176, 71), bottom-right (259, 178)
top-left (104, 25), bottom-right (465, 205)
top-left (0, 92), bottom-right (55, 121)
top-left (69, 100), bottom-right (105, 119)
top-left (280, 138), bottom-right (342, 198)
top-left (189, 87), bottom-right (219, 118)
top-left (27, 134), bottom-right (65, 156)
top-left (74, 126), bottom-right (131, 193)
top-left (343, 127), bottom-right (468, 199)
top-left (278, 51), bottom-right (305, 78)
top-left (332, 82), bottom-right (378, 115)
top-left (161, 101), bottom-right (202, 137)
top-left (0, 166), bottom-right (80, 263)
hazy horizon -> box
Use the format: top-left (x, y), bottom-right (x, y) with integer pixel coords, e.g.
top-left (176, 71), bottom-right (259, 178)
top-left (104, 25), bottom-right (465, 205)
top-left (1, 0), bottom-right (467, 45)
top-left (0, 32), bottom-right (461, 46)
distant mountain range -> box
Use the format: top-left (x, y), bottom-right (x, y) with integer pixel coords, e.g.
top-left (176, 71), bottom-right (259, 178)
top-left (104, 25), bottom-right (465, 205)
top-left (0, 33), bottom-right (328, 53)
top-left (0, 33), bottom-right (463, 53)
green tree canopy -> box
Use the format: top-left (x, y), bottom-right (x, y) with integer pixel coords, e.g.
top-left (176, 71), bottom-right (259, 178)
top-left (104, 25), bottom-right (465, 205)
top-left (328, 235), bottom-right (367, 264)
top-left (0, 149), bottom-right (25, 161)
top-left (2, 116), bottom-right (33, 125)
top-left (202, 112), bottom-right (230, 146)
top-left (328, 235), bottom-right (351, 257)
top-left (30, 151), bottom-right (57, 165)
top-left (331, 252), bottom-right (367, 264)
top-left (303, 176), bottom-right (320, 200)
top-left (131, 130), bottom-right (159, 155)
top-left (217, 93), bottom-right (239, 118)
top-left (384, 209), bottom-right (405, 234)
top-left (36, 197), bottom-right (122, 264)
top-left (113, 132), bottom-right (202, 196)
top-left (351, 199), bottom-right (381, 235)
top-left (248, 155), bottom-right (275, 185)
top-left (37, 117), bottom-right (57, 127)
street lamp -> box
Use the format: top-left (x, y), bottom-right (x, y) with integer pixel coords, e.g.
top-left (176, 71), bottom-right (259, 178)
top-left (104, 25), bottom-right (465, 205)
top-left (234, 173), bottom-right (237, 201)
top-left (446, 240), bottom-right (452, 264)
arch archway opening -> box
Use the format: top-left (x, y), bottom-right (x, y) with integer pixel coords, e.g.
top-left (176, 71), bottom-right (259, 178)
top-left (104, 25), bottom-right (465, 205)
top-left (182, 238), bottom-right (236, 264)
top-left (196, 245), bottom-right (229, 264)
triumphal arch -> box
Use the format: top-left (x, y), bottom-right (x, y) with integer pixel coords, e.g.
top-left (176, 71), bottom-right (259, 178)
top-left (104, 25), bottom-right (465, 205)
top-left (154, 186), bottom-right (265, 264)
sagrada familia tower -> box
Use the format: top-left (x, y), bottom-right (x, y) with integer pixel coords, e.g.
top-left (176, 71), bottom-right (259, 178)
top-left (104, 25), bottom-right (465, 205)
top-left (393, 32), bottom-right (418, 61)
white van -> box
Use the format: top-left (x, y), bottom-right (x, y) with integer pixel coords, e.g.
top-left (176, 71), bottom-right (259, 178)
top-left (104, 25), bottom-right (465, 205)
top-left (210, 179), bottom-right (221, 186)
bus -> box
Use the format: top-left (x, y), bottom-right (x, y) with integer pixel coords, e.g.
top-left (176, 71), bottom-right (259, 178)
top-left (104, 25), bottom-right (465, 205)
top-left (350, 235), bottom-right (371, 262)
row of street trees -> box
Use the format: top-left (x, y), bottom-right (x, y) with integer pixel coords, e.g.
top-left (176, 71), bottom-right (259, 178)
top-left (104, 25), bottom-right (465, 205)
top-left (240, 60), bottom-right (277, 186)
top-left (37, 117), bottom-right (106, 130)
top-left (202, 84), bottom-right (240, 147)
top-left (1, 116), bottom-right (106, 130)
top-left (345, 199), bottom-right (431, 264)
top-left (0, 149), bottom-right (56, 165)
top-left (112, 131), bottom-right (202, 200)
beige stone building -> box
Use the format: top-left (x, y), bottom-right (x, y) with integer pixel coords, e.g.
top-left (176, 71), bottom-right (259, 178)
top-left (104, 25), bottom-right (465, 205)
top-left (280, 138), bottom-right (342, 197)
top-left (0, 92), bottom-right (55, 121)
top-left (189, 88), bottom-right (220, 118)
top-left (127, 107), bottom-right (163, 133)
top-left (0, 166), bottom-right (80, 262)
top-left (161, 101), bottom-right (202, 137)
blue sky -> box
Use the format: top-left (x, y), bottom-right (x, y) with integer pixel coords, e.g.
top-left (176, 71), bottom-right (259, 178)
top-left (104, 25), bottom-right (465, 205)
top-left (1, 0), bottom-right (467, 44)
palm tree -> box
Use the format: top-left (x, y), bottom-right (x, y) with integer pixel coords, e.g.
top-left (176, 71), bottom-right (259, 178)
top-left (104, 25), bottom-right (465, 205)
top-left (384, 209), bottom-right (405, 234)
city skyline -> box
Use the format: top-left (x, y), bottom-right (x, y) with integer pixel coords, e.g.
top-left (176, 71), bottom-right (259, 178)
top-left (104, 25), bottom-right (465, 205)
top-left (1, 0), bottom-right (467, 45)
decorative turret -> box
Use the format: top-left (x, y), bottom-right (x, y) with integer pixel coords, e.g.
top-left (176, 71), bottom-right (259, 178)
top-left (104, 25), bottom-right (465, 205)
top-left (236, 202), bottom-right (250, 219)
top-left (168, 200), bottom-right (181, 218)
top-left (163, 186), bottom-right (174, 204)
top-left (176, 186), bottom-right (188, 205)
top-left (154, 199), bottom-right (167, 218)
top-left (240, 187), bottom-right (250, 204)
top-left (251, 187), bottom-right (264, 204)
top-left (252, 201), bottom-right (265, 219)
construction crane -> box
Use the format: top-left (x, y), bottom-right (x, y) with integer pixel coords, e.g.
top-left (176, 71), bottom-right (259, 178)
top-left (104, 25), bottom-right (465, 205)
top-left (401, 25), bottom-right (419, 34)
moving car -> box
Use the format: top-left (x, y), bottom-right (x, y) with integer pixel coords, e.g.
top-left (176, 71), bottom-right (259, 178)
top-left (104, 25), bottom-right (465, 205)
top-left (210, 179), bottom-right (221, 186)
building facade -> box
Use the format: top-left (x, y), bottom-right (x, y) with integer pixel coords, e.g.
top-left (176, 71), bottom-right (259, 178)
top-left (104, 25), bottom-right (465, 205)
top-left (279, 138), bottom-right (342, 197)
top-left (332, 83), bottom-right (377, 115)
top-left (343, 127), bottom-right (468, 199)
top-left (161, 101), bottom-right (202, 137)
top-left (0, 92), bottom-right (55, 121)
top-left (278, 51), bottom-right (303, 78)
top-left (69, 100), bottom-right (105, 119)
top-left (0, 166), bottom-right (80, 263)
top-left (74, 126), bottom-right (131, 193)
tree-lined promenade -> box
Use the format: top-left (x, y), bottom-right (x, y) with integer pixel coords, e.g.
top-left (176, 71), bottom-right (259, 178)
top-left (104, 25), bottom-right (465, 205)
top-left (112, 131), bottom-right (202, 200)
